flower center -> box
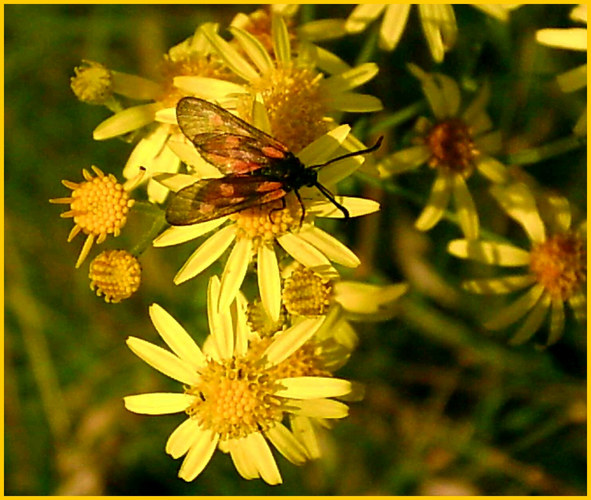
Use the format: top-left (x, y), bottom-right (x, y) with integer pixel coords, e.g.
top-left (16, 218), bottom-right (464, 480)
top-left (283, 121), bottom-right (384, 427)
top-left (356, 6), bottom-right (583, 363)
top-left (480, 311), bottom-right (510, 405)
top-left (69, 168), bottom-right (134, 238)
top-left (282, 265), bottom-right (334, 316)
top-left (246, 300), bottom-right (287, 337)
top-left (529, 233), bottom-right (587, 300)
top-left (70, 60), bottom-right (113, 105)
top-left (247, 64), bottom-right (329, 152)
top-left (426, 118), bottom-right (478, 176)
top-left (89, 249), bottom-right (141, 303)
top-left (231, 198), bottom-right (302, 248)
top-left (186, 357), bottom-right (282, 440)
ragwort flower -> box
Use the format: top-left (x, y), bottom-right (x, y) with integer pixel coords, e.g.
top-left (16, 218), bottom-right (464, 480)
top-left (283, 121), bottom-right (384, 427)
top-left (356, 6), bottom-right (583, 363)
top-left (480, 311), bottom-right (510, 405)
top-left (380, 64), bottom-right (509, 240)
top-left (188, 14), bottom-right (381, 152)
top-left (448, 183), bottom-right (586, 345)
top-left (154, 124), bottom-right (380, 323)
top-left (50, 166), bottom-right (139, 268)
top-left (124, 277), bottom-right (354, 484)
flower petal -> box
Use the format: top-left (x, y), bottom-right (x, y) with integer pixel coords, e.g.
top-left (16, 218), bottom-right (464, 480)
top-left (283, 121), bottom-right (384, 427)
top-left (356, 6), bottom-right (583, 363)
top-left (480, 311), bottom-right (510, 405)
top-left (568, 291), bottom-right (587, 322)
top-left (264, 423), bottom-right (308, 465)
top-left (321, 62), bottom-right (379, 94)
top-left (201, 24), bottom-right (259, 82)
top-left (149, 303), bottom-right (206, 371)
top-left (272, 13), bottom-right (291, 65)
top-left (174, 225), bottom-right (236, 284)
top-left (258, 243), bottom-right (281, 322)
top-left (229, 438), bottom-right (260, 480)
top-left (474, 155), bottom-right (509, 184)
top-left (334, 281), bottom-right (409, 314)
top-left (415, 173), bottom-right (452, 231)
top-left (243, 432), bottom-right (282, 485)
top-left (547, 297), bottom-right (565, 345)
top-left (228, 27), bottom-right (274, 75)
top-left (448, 239), bottom-right (531, 266)
top-left (277, 232), bottom-right (331, 270)
top-left (345, 4), bottom-right (386, 33)
top-left (379, 4), bottom-right (412, 51)
top-left (111, 71), bottom-right (162, 100)
top-left (452, 174), bottom-right (479, 240)
top-left (207, 275), bottom-right (234, 360)
top-left (297, 225), bottom-right (360, 267)
top-left (418, 4), bottom-right (457, 63)
top-left (166, 418), bottom-right (204, 459)
top-left (264, 317), bottom-right (325, 366)
top-left (276, 376), bottom-right (352, 399)
top-left (536, 28), bottom-right (587, 51)
top-left (323, 92), bottom-right (383, 113)
top-left (218, 236), bottom-right (253, 312)
top-left (153, 218), bottom-right (227, 247)
top-left (178, 428), bottom-right (219, 482)
top-left (124, 393), bottom-right (195, 415)
top-left (463, 80), bottom-right (491, 126)
top-left (509, 292), bottom-right (551, 345)
top-left (462, 274), bottom-right (536, 294)
top-left (484, 284), bottom-right (545, 330)
top-left (490, 183), bottom-right (546, 244)
top-left (174, 75), bottom-right (246, 100)
top-left (379, 145), bottom-right (431, 175)
top-left (93, 103), bottom-right (161, 140)
top-left (297, 19), bottom-right (347, 42)
top-left (290, 416), bottom-right (321, 459)
top-left (287, 399), bottom-right (349, 419)
top-left (408, 63), bottom-right (448, 119)
top-left (126, 337), bottom-right (200, 386)
top-left (298, 125), bottom-right (350, 166)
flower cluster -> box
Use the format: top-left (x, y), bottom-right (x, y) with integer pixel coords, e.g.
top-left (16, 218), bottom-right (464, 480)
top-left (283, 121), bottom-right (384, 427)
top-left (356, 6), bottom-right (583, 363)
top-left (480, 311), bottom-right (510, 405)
top-left (52, 4), bottom-right (585, 490)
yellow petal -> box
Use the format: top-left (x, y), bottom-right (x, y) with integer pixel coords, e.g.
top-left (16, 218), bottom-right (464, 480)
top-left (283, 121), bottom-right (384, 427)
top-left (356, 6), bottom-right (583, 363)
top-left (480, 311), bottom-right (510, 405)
top-left (153, 218), bottom-right (227, 247)
top-left (448, 239), bottom-right (531, 266)
top-left (243, 432), bottom-right (282, 485)
top-left (290, 416), bottom-right (321, 459)
top-left (484, 284), bottom-right (545, 330)
top-left (258, 243), bottom-right (281, 322)
top-left (218, 236), bottom-right (252, 311)
top-left (263, 317), bottom-right (325, 366)
top-left (207, 275), bottom-right (234, 360)
top-left (297, 225), bottom-right (360, 267)
top-left (228, 27), bottom-right (274, 75)
top-left (178, 429), bottom-right (219, 482)
top-left (272, 13), bottom-right (291, 65)
top-left (124, 393), bottom-right (195, 415)
top-left (380, 145), bottom-right (431, 175)
top-left (288, 398), bottom-right (349, 419)
top-left (166, 418), bottom-right (204, 459)
top-left (509, 292), bottom-right (551, 345)
top-left (415, 173), bottom-right (452, 231)
top-left (276, 376), bottom-right (352, 399)
top-left (277, 232), bottom-right (331, 270)
top-left (453, 174), bottom-right (479, 240)
top-left (93, 103), bottom-right (161, 140)
top-left (379, 4), bottom-right (411, 51)
top-left (264, 423), bottom-right (308, 465)
top-left (547, 297), bottom-right (565, 345)
top-left (345, 4), bottom-right (386, 33)
top-left (462, 275), bottom-right (536, 294)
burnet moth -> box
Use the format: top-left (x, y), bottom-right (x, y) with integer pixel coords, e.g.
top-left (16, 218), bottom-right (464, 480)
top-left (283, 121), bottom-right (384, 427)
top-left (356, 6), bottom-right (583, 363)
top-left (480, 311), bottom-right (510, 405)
top-left (166, 96), bottom-right (383, 226)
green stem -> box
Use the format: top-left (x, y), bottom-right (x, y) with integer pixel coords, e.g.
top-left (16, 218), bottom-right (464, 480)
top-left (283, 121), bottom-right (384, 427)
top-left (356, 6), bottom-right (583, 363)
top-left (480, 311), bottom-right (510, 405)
top-left (504, 135), bottom-right (586, 165)
top-left (355, 22), bottom-right (380, 65)
top-left (369, 100), bottom-right (428, 135)
top-left (130, 206), bottom-right (168, 257)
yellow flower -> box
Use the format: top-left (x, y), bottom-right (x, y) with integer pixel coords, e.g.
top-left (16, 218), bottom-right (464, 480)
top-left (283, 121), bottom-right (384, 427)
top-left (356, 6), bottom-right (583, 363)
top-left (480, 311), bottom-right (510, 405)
top-left (281, 262), bottom-right (409, 321)
top-left (86, 25), bottom-right (238, 203)
top-left (380, 64), bottom-right (509, 240)
top-left (88, 249), bottom-right (141, 303)
top-left (448, 183), bottom-right (586, 345)
top-left (186, 15), bottom-right (381, 153)
top-left (154, 124), bottom-right (380, 323)
top-left (124, 276), bottom-right (354, 484)
top-left (49, 166), bottom-right (139, 268)
top-left (345, 4), bottom-right (519, 60)
top-left (536, 4), bottom-right (587, 136)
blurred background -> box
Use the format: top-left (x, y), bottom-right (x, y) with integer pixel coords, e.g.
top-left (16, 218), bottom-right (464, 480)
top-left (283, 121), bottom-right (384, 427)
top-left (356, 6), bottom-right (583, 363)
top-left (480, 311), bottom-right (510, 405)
top-left (5, 4), bottom-right (586, 495)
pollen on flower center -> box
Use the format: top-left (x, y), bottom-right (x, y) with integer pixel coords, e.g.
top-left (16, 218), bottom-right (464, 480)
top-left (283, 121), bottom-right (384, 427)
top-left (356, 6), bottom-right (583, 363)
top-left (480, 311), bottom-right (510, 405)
top-left (67, 167), bottom-right (133, 238)
top-left (529, 233), bottom-right (587, 300)
top-left (186, 357), bottom-right (283, 441)
top-left (89, 250), bottom-right (141, 303)
top-left (231, 198), bottom-right (302, 247)
top-left (426, 118), bottom-right (479, 176)
top-left (282, 265), bottom-right (334, 316)
top-left (246, 64), bottom-right (329, 152)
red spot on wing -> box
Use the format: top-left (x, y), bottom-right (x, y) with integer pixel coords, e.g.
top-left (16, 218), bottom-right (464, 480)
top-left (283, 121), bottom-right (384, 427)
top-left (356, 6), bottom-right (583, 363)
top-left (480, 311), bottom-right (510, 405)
top-left (256, 181), bottom-right (283, 193)
top-left (262, 146), bottom-right (287, 159)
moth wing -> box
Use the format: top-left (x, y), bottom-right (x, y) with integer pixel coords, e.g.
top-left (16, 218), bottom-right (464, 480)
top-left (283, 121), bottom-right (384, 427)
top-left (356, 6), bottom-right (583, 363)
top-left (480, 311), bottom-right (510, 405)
top-left (176, 97), bottom-right (290, 175)
top-left (166, 175), bottom-right (287, 226)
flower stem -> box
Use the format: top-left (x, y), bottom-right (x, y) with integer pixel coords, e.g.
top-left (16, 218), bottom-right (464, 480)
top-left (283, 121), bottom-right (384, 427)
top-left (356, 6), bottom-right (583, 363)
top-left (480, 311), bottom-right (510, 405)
top-left (505, 135), bottom-right (586, 165)
top-left (368, 100), bottom-right (428, 135)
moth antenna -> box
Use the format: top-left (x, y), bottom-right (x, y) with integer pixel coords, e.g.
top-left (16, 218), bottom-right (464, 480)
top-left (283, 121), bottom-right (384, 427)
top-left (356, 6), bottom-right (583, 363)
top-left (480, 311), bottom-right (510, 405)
top-left (309, 136), bottom-right (383, 170)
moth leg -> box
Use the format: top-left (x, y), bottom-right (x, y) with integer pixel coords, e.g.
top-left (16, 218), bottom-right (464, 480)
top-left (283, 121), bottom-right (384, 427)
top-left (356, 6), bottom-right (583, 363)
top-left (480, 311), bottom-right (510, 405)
top-left (294, 189), bottom-right (306, 227)
top-left (268, 196), bottom-right (287, 225)
top-left (313, 182), bottom-right (350, 219)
